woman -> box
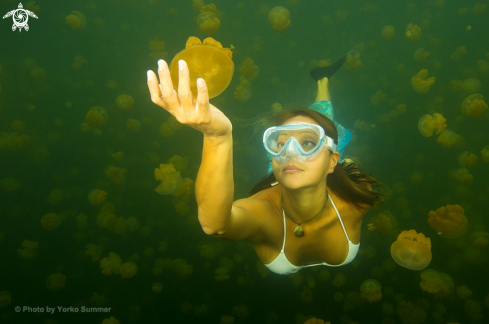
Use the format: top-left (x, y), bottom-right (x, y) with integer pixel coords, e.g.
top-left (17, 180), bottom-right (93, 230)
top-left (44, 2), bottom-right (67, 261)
top-left (147, 56), bottom-right (382, 275)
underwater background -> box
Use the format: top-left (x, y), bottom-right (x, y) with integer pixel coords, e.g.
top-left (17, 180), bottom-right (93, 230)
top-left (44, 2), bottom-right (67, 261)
top-left (0, 0), bottom-right (488, 323)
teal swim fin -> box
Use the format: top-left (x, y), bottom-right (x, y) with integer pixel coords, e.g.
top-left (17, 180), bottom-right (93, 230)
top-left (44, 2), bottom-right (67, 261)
top-left (310, 55), bottom-right (347, 81)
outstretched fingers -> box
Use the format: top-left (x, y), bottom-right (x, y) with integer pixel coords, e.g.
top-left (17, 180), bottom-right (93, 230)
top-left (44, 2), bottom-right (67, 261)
top-left (195, 78), bottom-right (209, 117)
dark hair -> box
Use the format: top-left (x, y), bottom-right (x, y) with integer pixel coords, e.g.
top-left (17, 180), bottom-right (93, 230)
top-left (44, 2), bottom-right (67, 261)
top-left (249, 108), bottom-right (382, 210)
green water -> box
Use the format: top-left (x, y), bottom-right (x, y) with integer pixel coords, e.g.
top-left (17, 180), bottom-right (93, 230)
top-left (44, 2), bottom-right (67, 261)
top-left (0, 0), bottom-right (488, 323)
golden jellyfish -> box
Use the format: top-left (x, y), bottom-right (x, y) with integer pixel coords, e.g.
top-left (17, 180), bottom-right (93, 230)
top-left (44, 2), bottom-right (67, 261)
top-left (152, 282), bottom-right (163, 293)
top-left (11, 119), bottom-right (25, 131)
top-left (420, 269), bottom-right (453, 298)
top-left (197, 4), bottom-right (221, 36)
top-left (476, 60), bottom-right (489, 76)
top-left (268, 6), bottom-right (291, 34)
top-left (405, 23), bottom-right (422, 41)
top-left (304, 318), bottom-right (329, 324)
top-left (360, 279), bottom-right (382, 303)
top-left (104, 166), bottom-right (127, 186)
top-left (169, 155), bottom-right (188, 172)
top-left (65, 11), bottom-right (86, 29)
top-left (461, 93), bottom-right (488, 118)
top-left (0, 291), bottom-right (11, 308)
top-left (100, 252), bottom-right (122, 275)
top-left (414, 48), bottom-right (431, 63)
top-left (450, 45), bottom-right (467, 60)
top-left (154, 163), bottom-right (181, 195)
top-left (428, 204), bottom-right (467, 237)
top-left (411, 69), bottom-right (435, 93)
top-left (390, 229), bottom-right (432, 270)
top-left (367, 211), bottom-right (396, 235)
top-left (481, 146), bottom-right (489, 163)
top-left (17, 239), bottom-right (39, 260)
top-left (458, 151), bottom-right (477, 168)
top-left (119, 262), bottom-right (138, 278)
top-left (238, 58), bottom-right (259, 80)
top-left (332, 273), bottom-right (346, 288)
top-left (172, 178), bottom-right (194, 198)
top-left (85, 244), bottom-right (103, 262)
top-left (169, 36), bottom-right (234, 99)
top-left (88, 189), bottom-right (108, 205)
top-left (463, 78), bottom-right (481, 93)
top-left (381, 25), bottom-right (394, 40)
top-left (418, 113), bottom-right (446, 137)
top-left (456, 285), bottom-right (472, 299)
top-left (116, 94), bottom-right (134, 110)
top-left (102, 317), bottom-right (120, 324)
top-left (46, 273), bottom-right (66, 291)
top-left (346, 50), bottom-right (362, 70)
top-left (84, 106), bottom-right (108, 129)
top-left (437, 130), bottom-right (463, 148)
top-left (72, 55), bottom-right (87, 70)
top-left (234, 76), bottom-right (251, 102)
top-left (271, 102), bottom-right (282, 113)
top-left (112, 151), bottom-right (124, 161)
top-left (127, 119), bottom-right (141, 132)
top-left (0, 177), bottom-right (21, 192)
top-left (107, 80), bottom-right (118, 90)
top-left (41, 213), bottom-right (61, 230)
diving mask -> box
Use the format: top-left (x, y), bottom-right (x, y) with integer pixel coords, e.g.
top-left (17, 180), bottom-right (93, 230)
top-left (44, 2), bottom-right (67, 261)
top-left (263, 122), bottom-right (337, 164)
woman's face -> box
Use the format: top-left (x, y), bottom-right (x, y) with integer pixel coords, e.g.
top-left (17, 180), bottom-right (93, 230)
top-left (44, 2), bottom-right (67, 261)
top-left (272, 115), bottom-right (340, 189)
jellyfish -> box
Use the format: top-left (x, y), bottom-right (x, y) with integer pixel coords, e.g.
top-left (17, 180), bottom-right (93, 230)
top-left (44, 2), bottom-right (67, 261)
top-left (453, 168), bottom-right (473, 186)
top-left (450, 46), bottom-right (467, 60)
top-left (87, 189), bottom-right (107, 205)
top-left (171, 258), bottom-right (193, 278)
top-left (104, 166), bottom-right (127, 186)
top-left (414, 48), bottom-right (431, 63)
top-left (116, 94), bottom-right (134, 110)
top-left (119, 262), bottom-right (138, 278)
top-left (367, 211), bottom-right (396, 235)
top-left (112, 151), bottom-right (124, 161)
top-left (268, 6), bottom-right (290, 34)
top-left (481, 146), bottom-right (489, 163)
top-left (159, 122), bottom-right (174, 137)
top-left (346, 50), bottom-right (362, 70)
top-left (360, 279), bottom-right (382, 303)
top-left (437, 129), bottom-right (463, 148)
top-left (0, 291), bottom-right (11, 308)
top-left (0, 177), bottom-right (21, 192)
top-left (238, 58), bottom-right (259, 80)
top-left (381, 25), bottom-right (394, 40)
top-left (234, 76), bottom-right (252, 102)
top-left (332, 273), bottom-right (346, 288)
top-left (271, 102), bottom-right (282, 112)
top-left (428, 204), bottom-right (467, 237)
top-left (72, 55), bottom-right (87, 70)
top-left (405, 23), bottom-right (422, 41)
top-left (168, 155), bottom-right (188, 172)
top-left (65, 11), bottom-right (86, 29)
top-left (152, 282), bottom-right (163, 293)
top-left (172, 178), bottom-right (194, 198)
top-left (390, 229), bottom-right (432, 270)
top-left (417, 113), bottom-right (447, 138)
top-left (113, 218), bottom-right (127, 235)
top-left (197, 4), bottom-right (220, 36)
top-left (462, 78), bottom-right (481, 93)
top-left (102, 317), bottom-right (121, 324)
top-left (420, 269), bottom-right (453, 298)
top-left (456, 285), bottom-right (472, 299)
top-left (11, 120), bottom-right (25, 131)
top-left (127, 119), bottom-right (141, 132)
top-left (154, 163), bottom-right (181, 195)
top-left (461, 94), bottom-right (488, 118)
top-left (46, 273), bottom-right (66, 291)
top-left (41, 213), bottom-right (61, 230)
top-left (411, 69), bottom-right (435, 93)
top-left (458, 151), bottom-right (477, 168)
top-left (100, 252), bottom-right (122, 275)
top-left (84, 106), bottom-right (108, 129)
top-left (169, 36), bottom-right (234, 99)
top-left (17, 240), bottom-right (39, 260)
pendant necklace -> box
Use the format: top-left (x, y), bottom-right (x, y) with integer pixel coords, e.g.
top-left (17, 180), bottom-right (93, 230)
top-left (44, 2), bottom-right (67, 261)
top-left (282, 191), bottom-right (328, 237)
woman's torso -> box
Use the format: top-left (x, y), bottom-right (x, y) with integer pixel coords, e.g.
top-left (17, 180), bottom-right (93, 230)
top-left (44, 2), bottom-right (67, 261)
top-left (247, 184), bottom-right (364, 267)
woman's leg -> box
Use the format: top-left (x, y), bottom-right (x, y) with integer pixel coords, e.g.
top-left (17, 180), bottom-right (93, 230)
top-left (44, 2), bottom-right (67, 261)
top-left (315, 77), bottom-right (331, 103)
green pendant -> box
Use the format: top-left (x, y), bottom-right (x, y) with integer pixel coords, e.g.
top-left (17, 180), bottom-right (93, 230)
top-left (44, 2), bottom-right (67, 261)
top-left (294, 225), bottom-right (304, 237)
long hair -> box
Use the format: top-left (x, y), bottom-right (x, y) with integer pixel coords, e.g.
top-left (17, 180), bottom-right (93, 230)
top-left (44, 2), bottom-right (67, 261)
top-left (249, 109), bottom-right (382, 210)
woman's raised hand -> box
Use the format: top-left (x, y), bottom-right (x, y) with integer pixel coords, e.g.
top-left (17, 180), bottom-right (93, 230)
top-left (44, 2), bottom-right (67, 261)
top-left (147, 60), bottom-right (232, 138)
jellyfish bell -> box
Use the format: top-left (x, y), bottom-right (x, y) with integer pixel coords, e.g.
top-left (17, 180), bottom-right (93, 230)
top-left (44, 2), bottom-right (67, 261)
top-left (169, 36), bottom-right (234, 99)
top-left (390, 229), bottom-right (432, 270)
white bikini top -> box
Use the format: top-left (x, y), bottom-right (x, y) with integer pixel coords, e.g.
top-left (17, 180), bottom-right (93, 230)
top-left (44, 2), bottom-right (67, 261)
top-left (264, 194), bottom-right (360, 275)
